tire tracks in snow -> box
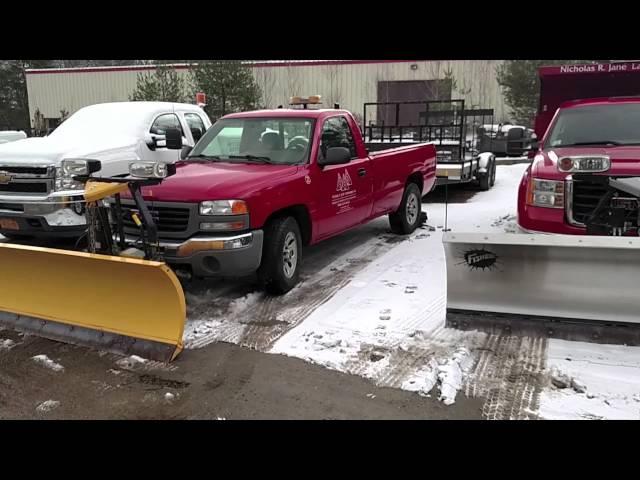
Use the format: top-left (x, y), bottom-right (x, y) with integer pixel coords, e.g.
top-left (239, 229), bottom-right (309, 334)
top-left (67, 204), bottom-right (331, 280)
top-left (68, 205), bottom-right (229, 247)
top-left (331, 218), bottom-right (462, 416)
top-left (464, 333), bottom-right (548, 420)
top-left (186, 232), bottom-right (410, 351)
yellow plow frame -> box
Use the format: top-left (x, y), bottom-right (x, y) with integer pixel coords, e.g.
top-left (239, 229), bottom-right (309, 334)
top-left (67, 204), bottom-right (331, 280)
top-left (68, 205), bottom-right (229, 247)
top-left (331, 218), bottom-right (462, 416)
top-left (0, 179), bottom-right (186, 362)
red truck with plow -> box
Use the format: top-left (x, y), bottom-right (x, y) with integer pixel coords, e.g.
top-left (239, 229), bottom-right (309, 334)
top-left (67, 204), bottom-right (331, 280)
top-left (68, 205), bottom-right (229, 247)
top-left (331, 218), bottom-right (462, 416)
top-left (119, 96), bottom-right (437, 293)
top-left (443, 61), bottom-right (640, 344)
top-left (519, 61), bottom-right (640, 234)
top-left (0, 96), bottom-right (436, 361)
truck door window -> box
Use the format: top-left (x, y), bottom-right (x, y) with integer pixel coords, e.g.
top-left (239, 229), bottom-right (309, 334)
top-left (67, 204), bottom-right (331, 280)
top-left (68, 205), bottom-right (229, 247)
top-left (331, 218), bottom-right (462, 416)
top-left (319, 116), bottom-right (357, 161)
top-left (184, 113), bottom-right (207, 143)
top-left (150, 114), bottom-right (184, 136)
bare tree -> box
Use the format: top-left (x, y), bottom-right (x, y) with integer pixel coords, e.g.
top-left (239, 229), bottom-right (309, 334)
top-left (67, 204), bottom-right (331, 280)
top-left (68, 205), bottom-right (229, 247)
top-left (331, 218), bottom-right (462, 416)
top-left (286, 64), bottom-right (303, 102)
top-left (254, 67), bottom-right (277, 108)
top-left (323, 64), bottom-right (342, 108)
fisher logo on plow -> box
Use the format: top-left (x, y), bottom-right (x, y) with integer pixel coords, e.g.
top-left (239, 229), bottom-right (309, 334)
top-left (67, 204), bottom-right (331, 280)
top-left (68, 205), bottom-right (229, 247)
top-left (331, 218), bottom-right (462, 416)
top-left (460, 248), bottom-right (499, 271)
top-left (336, 170), bottom-right (353, 192)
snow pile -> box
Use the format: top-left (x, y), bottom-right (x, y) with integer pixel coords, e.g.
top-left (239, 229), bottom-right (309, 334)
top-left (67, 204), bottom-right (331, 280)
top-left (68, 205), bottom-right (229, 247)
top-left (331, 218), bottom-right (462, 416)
top-left (31, 355), bottom-right (64, 372)
top-left (1, 339), bottom-right (16, 350)
top-left (116, 355), bottom-right (147, 369)
top-left (36, 400), bottom-right (60, 413)
top-left (437, 348), bottom-right (473, 406)
top-left (401, 359), bottom-right (439, 397)
top-left (539, 340), bottom-right (640, 420)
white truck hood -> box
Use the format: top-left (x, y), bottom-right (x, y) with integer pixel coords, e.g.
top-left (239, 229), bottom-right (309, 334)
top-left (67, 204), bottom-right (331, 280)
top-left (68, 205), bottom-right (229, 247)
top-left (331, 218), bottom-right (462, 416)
top-left (0, 135), bottom-right (141, 166)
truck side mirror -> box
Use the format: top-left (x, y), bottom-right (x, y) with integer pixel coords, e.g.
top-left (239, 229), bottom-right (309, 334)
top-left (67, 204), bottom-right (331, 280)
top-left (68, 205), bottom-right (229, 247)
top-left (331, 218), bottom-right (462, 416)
top-left (318, 147), bottom-right (351, 167)
top-left (165, 128), bottom-right (183, 150)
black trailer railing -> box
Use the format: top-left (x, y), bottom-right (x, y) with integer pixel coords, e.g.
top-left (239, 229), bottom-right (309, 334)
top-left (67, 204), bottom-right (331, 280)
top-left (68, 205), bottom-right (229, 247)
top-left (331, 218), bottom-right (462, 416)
top-left (363, 100), bottom-right (495, 163)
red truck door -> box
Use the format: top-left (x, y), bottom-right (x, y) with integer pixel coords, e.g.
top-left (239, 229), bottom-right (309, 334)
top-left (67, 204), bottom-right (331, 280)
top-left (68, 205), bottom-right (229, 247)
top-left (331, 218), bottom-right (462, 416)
top-left (314, 115), bottom-right (374, 238)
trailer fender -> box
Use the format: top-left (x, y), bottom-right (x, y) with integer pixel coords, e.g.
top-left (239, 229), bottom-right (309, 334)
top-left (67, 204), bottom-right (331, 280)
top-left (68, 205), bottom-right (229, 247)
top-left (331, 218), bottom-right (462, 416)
top-left (477, 152), bottom-right (495, 174)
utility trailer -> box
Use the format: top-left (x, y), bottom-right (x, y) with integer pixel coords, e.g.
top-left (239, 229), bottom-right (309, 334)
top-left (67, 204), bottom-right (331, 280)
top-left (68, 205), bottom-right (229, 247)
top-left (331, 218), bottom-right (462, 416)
top-left (362, 99), bottom-right (497, 190)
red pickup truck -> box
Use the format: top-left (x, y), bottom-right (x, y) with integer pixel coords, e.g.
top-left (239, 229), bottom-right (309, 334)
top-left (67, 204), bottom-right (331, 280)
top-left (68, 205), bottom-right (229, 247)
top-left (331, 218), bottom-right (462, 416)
top-left (123, 101), bottom-right (436, 293)
top-left (518, 61), bottom-right (640, 234)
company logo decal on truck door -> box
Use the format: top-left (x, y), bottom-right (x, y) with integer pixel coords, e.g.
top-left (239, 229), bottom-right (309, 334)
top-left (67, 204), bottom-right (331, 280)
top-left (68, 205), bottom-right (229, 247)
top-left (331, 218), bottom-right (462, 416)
top-left (336, 170), bottom-right (353, 192)
top-left (331, 169), bottom-right (356, 214)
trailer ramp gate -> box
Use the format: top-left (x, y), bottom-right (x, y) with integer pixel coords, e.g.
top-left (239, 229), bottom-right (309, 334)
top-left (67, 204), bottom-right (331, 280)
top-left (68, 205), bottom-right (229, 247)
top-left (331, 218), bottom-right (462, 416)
top-left (443, 232), bottom-right (640, 345)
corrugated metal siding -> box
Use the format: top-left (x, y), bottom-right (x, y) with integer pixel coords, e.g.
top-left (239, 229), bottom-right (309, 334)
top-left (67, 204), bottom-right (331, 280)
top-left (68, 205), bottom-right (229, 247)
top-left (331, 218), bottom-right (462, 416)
top-left (26, 61), bottom-right (509, 126)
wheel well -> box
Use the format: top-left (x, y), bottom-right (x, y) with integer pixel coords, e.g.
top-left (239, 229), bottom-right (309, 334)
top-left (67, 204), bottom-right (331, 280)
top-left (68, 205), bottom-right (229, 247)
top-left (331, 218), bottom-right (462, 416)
top-left (407, 172), bottom-right (424, 193)
top-left (264, 205), bottom-right (312, 246)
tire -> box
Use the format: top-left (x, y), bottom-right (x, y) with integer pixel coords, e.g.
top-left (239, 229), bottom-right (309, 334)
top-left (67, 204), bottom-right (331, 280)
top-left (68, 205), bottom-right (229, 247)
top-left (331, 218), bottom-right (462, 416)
top-left (478, 158), bottom-right (495, 191)
top-left (257, 216), bottom-right (302, 295)
top-left (389, 183), bottom-right (422, 235)
top-left (490, 160), bottom-right (497, 187)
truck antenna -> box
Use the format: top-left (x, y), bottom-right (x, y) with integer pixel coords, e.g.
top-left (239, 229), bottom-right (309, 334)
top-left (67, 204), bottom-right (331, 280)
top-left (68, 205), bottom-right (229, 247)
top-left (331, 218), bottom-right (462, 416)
top-left (444, 181), bottom-right (450, 232)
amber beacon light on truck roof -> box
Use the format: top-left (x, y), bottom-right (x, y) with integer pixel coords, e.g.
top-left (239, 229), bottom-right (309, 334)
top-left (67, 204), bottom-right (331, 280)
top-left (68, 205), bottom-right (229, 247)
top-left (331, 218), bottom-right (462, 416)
top-left (284, 95), bottom-right (340, 110)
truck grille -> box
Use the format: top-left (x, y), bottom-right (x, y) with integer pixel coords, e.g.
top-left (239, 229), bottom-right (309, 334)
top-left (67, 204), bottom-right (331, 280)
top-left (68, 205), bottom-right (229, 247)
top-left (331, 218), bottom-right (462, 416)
top-left (0, 183), bottom-right (49, 193)
top-left (122, 205), bottom-right (191, 233)
top-left (0, 164), bottom-right (54, 195)
top-left (569, 179), bottom-right (610, 225)
top-left (0, 166), bottom-right (50, 175)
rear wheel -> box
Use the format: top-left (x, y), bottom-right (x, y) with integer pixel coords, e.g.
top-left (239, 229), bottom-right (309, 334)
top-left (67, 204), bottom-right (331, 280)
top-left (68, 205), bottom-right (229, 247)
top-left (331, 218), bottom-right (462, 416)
top-left (389, 183), bottom-right (422, 235)
top-left (490, 160), bottom-right (497, 187)
top-left (478, 158), bottom-right (495, 191)
top-left (258, 216), bottom-right (302, 295)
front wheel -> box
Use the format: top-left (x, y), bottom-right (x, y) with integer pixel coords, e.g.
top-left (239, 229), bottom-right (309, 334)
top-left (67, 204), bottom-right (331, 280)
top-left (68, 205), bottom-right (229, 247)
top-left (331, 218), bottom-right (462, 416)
top-left (258, 216), bottom-right (302, 295)
top-left (389, 183), bottom-right (422, 235)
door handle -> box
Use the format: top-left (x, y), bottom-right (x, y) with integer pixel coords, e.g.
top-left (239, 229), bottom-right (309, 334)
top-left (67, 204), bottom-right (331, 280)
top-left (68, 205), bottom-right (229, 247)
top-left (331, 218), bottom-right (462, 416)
top-left (358, 168), bottom-right (366, 177)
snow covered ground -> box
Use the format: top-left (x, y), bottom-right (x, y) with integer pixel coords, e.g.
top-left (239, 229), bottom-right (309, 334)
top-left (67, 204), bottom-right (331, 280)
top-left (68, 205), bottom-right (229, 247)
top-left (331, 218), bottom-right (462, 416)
top-left (186, 163), bottom-right (640, 419)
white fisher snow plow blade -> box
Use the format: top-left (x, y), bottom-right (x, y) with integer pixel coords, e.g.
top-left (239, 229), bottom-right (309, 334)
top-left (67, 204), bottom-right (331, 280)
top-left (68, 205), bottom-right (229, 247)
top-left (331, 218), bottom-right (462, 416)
top-left (443, 232), bottom-right (640, 344)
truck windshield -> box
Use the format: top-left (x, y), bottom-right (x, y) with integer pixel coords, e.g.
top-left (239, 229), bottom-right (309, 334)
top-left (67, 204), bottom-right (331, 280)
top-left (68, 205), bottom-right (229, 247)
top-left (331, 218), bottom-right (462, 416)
top-left (190, 117), bottom-right (314, 165)
top-left (546, 103), bottom-right (640, 148)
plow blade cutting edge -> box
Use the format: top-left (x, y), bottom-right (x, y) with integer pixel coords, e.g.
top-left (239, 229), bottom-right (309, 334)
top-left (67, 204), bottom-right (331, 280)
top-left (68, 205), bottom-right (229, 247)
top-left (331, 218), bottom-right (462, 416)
top-left (443, 232), bottom-right (640, 344)
top-left (0, 242), bottom-right (185, 362)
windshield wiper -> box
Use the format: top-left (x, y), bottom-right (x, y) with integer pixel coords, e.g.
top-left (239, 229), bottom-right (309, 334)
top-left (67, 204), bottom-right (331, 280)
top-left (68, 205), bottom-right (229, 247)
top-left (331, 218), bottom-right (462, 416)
top-left (186, 154), bottom-right (224, 161)
top-left (561, 141), bottom-right (622, 147)
top-left (228, 155), bottom-right (275, 164)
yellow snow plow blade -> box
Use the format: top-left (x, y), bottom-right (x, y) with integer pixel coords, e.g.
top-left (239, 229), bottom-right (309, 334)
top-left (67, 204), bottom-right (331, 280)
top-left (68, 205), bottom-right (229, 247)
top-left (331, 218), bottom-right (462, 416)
top-left (0, 242), bottom-right (185, 362)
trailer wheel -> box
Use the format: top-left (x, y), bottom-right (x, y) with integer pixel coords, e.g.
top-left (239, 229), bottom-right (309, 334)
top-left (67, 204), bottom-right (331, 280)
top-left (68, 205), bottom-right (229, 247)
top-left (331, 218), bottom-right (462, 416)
top-left (478, 158), bottom-right (495, 191)
top-left (389, 183), bottom-right (422, 235)
top-left (490, 160), bottom-right (497, 187)
top-left (258, 216), bottom-right (302, 295)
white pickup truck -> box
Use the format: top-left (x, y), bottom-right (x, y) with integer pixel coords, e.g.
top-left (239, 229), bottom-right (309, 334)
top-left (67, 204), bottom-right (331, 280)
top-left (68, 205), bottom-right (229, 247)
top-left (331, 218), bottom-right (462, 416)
top-left (0, 102), bottom-right (211, 238)
top-left (0, 131), bottom-right (27, 145)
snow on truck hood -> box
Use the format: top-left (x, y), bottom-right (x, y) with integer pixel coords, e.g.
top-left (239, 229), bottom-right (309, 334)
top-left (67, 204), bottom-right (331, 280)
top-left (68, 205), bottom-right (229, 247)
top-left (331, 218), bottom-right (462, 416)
top-left (140, 161), bottom-right (299, 202)
top-left (0, 134), bottom-right (140, 166)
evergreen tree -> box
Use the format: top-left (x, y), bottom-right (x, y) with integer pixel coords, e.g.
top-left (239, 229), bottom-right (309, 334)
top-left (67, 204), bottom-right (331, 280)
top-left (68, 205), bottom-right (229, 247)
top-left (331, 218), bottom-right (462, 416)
top-left (0, 60), bottom-right (54, 131)
top-left (129, 65), bottom-right (186, 102)
top-left (496, 60), bottom-right (608, 125)
top-left (189, 61), bottom-right (261, 121)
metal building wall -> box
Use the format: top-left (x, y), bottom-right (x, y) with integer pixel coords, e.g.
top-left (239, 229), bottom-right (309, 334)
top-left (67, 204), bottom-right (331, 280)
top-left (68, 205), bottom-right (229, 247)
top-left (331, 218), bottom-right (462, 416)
top-left (26, 61), bottom-right (509, 126)
top-left (253, 61), bottom-right (508, 121)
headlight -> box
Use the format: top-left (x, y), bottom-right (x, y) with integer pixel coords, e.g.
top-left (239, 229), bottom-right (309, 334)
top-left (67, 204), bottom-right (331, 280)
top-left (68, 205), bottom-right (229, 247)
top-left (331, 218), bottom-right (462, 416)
top-left (199, 200), bottom-right (248, 216)
top-left (55, 166), bottom-right (83, 191)
top-left (526, 178), bottom-right (564, 208)
top-left (558, 156), bottom-right (610, 173)
top-left (61, 159), bottom-right (101, 176)
top-left (129, 161), bottom-right (176, 178)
